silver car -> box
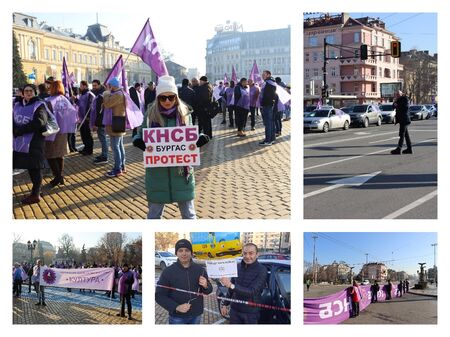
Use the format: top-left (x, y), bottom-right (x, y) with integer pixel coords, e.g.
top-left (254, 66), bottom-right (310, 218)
top-left (155, 251), bottom-right (177, 270)
top-left (379, 104), bottom-right (396, 124)
top-left (304, 108), bottom-right (351, 133)
top-left (409, 105), bottom-right (429, 120)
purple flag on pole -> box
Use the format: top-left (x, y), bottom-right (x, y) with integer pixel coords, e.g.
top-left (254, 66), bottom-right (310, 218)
top-left (131, 19), bottom-right (168, 77)
top-left (61, 57), bottom-right (73, 96)
top-left (224, 73), bottom-right (229, 83)
top-left (249, 60), bottom-right (262, 85)
top-left (231, 66), bottom-right (237, 82)
top-left (104, 55), bottom-right (124, 87)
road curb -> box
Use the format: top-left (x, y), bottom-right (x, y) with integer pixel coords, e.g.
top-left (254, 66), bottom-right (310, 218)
top-left (407, 291), bottom-right (437, 298)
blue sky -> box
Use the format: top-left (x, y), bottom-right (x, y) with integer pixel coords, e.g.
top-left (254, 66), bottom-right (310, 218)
top-left (304, 232), bottom-right (437, 274)
top-left (14, 232), bottom-right (141, 250)
top-left (27, 9), bottom-right (291, 74)
top-left (305, 12), bottom-right (437, 54)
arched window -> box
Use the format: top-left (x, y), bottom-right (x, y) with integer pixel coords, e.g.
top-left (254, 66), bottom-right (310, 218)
top-left (28, 39), bottom-right (36, 60)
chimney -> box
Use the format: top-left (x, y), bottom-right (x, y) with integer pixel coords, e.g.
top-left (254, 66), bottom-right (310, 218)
top-left (342, 13), bottom-right (349, 24)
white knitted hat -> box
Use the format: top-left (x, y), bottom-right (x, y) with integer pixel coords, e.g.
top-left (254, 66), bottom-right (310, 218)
top-left (156, 75), bottom-right (178, 97)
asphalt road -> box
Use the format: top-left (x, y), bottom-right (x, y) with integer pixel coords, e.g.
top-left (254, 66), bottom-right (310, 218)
top-left (342, 292), bottom-right (437, 324)
top-left (304, 118), bottom-right (437, 219)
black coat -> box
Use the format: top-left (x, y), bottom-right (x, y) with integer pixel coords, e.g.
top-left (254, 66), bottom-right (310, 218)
top-left (394, 95), bottom-right (410, 125)
top-left (196, 83), bottom-right (212, 113)
top-left (129, 87), bottom-right (141, 109)
top-left (227, 260), bottom-right (267, 313)
top-left (13, 96), bottom-right (48, 169)
top-left (260, 77), bottom-right (277, 107)
top-left (144, 87), bottom-right (156, 111)
top-left (92, 87), bottom-right (105, 127)
top-left (178, 85), bottom-right (195, 108)
top-left (156, 260), bottom-right (213, 318)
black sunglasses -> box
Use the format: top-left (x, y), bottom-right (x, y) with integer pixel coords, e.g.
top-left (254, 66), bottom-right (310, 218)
top-left (158, 95), bottom-right (177, 102)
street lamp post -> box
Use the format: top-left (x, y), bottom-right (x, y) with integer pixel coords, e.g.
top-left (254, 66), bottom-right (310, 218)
top-left (27, 240), bottom-right (37, 264)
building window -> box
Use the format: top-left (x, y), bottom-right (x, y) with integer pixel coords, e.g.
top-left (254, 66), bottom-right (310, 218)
top-left (93, 56), bottom-right (96, 65)
top-left (354, 32), bottom-right (360, 43)
top-left (313, 68), bottom-right (319, 77)
top-left (89, 56), bottom-right (92, 64)
top-left (325, 35), bottom-right (335, 44)
top-left (44, 49), bottom-right (49, 60)
top-left (59, 51), bottom-right (63, 62)
top-left (83, 55), bottom-right (87, 64)
top-left (371, 83), bottom-right (376, 92)
top-left (309, 37), bottom-right (318, 47)
top-left (53, 50), bottom-right (56, 61)
top-left (79, 53), bottom-right (82, 63)
top-left (28, 40), bottom-right (36, 60)
top-left (65, 52), bottom-right (69, 61)
top-left (331, 67), bottom-right (336, 77)
top-left (305, 68), bottom-right (310, 79)
top-left (73, 53), bottom-right (77, 63)
top-left (313, 52), bottom-right (318, 62)
top-left (330, 50), bottom-right (336, 59)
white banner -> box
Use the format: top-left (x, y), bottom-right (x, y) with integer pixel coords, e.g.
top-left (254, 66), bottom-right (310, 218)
top-left (276, 84), bottom-right (291, 104)
top-left (39, 267), bottom-right (115, 291)
top-left (206, 258), bottom-right (238, 278)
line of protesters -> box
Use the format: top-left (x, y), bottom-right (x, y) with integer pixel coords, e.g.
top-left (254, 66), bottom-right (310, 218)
top-left (155, 239), bottom-right (270, 324)
top-left (12, 259), bottom-right (141, 320)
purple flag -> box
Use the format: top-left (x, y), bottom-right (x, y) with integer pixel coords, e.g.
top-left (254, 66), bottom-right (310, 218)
top-left (104, 55), bottom-right (124, 87)
top-left (131, 19), bottom-right (168, 77)
top-left (231, 66), bottom-right (237, 82)
top-left (224, 73), bottom-right (229, 83)
top-left (61, 57), bottom-right (73, 96)
top-left (249, 60), bottom-right (262, 85)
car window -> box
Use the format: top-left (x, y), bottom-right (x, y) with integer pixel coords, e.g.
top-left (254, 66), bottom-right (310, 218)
top-left (159, 252), bottom-right (176, 257)
top-left (330, 110), bottom-right (336, 116)
top-left (352, 105), bottom-right (367, 113)
top-left (276, 269), bottom-right (291, 298)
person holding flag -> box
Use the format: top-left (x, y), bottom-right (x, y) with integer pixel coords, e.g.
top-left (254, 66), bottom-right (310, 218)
top-left (259, 70), bottom-right (277, 146)
top-left (75, 81), bottom-right (95, 155)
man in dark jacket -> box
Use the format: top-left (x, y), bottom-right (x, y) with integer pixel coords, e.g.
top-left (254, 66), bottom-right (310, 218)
top-left (391, 90), bottom-right (412, 154)
top-left (144, 81), bottom-right (156, 111)
top-left (117, 263), bottom-right (134, 320)
top-left (178, 78), bottom-right (195, 108)
top-left (76, 80), bottom-right (94, 155)
top-left (196, 76), bottom-right (213, 139)
top-left (370, 280), bottom-right (380, 303)
top-left (220, 243), bottom-right (267, 324)
top-left (259, 70), bottom-right (277, 146)
top-left (91, 79), bottom-right (108, 164)
top-left (156, 239), bottom-right (213, 324)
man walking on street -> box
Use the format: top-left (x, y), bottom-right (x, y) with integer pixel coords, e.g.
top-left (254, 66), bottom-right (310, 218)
top-left (391, 90), bottom-right (412, 154)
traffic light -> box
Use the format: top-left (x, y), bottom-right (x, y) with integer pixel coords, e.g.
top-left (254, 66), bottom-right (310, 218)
top-left (360, 44), bottom-right (368, 60)
top-left (391, 41), bottom-right (401, 58)
top-left (321, 87), bottom-right (327, 98)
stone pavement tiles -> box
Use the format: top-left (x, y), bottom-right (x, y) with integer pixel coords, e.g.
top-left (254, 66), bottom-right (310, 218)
top-left (13, 116), bottom-right (290, 219)
top-left (13, 296), bottom-right (142, 324)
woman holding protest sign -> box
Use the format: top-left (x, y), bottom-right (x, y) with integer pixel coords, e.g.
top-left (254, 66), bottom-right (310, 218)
top-left (133, 75), bottom-right (209, 219)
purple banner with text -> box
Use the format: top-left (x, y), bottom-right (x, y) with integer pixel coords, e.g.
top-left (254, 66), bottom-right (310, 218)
top-left (304, 284), bottom-right (397, 324)
top-left (39, 267), bottom-right (115, 291)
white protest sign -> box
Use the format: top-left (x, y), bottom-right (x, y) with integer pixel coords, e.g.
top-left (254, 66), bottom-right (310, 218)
top-left (206, 258), bottom-right (238, 278)
top-left (142, 125), bottom-right (200, 167)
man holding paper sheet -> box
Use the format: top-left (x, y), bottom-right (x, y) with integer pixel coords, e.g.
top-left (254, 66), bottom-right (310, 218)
top-left (219, 243), bottom-right (267, 324)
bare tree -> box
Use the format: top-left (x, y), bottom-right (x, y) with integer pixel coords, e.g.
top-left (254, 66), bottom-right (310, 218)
top-left (402, 51), bottom-right (437, 104)
top-left (58, 234), bottom-right (75, 258)
top-left (13, 233), bottom-right (22, 245)
top-left (155, 232), bottom-right (179, 251)
top-left (97, 232), bottom-right (127, 266)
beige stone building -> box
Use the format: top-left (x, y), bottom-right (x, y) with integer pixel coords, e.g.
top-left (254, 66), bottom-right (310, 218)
top-left (13, 12), bottom-right (153, 86)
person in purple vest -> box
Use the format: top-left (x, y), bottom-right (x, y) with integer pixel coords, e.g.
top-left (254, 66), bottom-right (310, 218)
top-left (234, 78), bottom-right (250, 137)
top-left (117, 263), bottom-right (134, 320)
top-left (225, 81), bottom-right (236, 128)
top-left (248, 79), bottom-right (260, 131)
top-left (13, 84), bottom-right (48, 205)
top-left (44, 80), bottom-right (77, 187)
top-left (75, 80), bottom-right (94, 155)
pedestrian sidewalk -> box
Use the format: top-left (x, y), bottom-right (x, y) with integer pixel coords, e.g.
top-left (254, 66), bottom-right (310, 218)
top-left (13, 117), bottom-right (290, 219)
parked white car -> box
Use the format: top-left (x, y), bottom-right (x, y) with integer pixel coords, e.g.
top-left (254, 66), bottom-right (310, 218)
top-left (155, 251), bottom-right (177, 269)
top-left (304, 107), bottom-right (351, 133)
top-left (379, 104), bottom-right (396, 124)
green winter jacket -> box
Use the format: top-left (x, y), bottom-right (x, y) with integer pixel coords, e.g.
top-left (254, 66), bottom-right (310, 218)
top-left (138, 114), bottom-right (195, 204)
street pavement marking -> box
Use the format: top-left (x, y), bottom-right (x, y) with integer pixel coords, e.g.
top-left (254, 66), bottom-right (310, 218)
top-left (304, 138), bottom-right (436, 171)
top-left (383, 189), bottom-right (438, 219)
top-left (369, 137), bottom-right (398, 144)
top-left (304, 171), bottom-right (381, 199)
top-left (305, 131), bottom-right (397, 148)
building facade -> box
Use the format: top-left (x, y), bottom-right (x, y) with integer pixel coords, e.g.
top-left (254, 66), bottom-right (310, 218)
top-left (304, 13), bottom-right (403, 106)
top-left (241, 232), bottom-right (290, 252)
top-left (13, 12), bottom-right (154, 86)
top-left (206, 22), bottom-right (291, 83)
top-left (360, 262), bottom-right (388, 281)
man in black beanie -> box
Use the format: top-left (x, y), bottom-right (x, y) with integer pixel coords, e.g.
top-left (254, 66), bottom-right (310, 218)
top-left (156, 239), bottom-right (213, 324)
